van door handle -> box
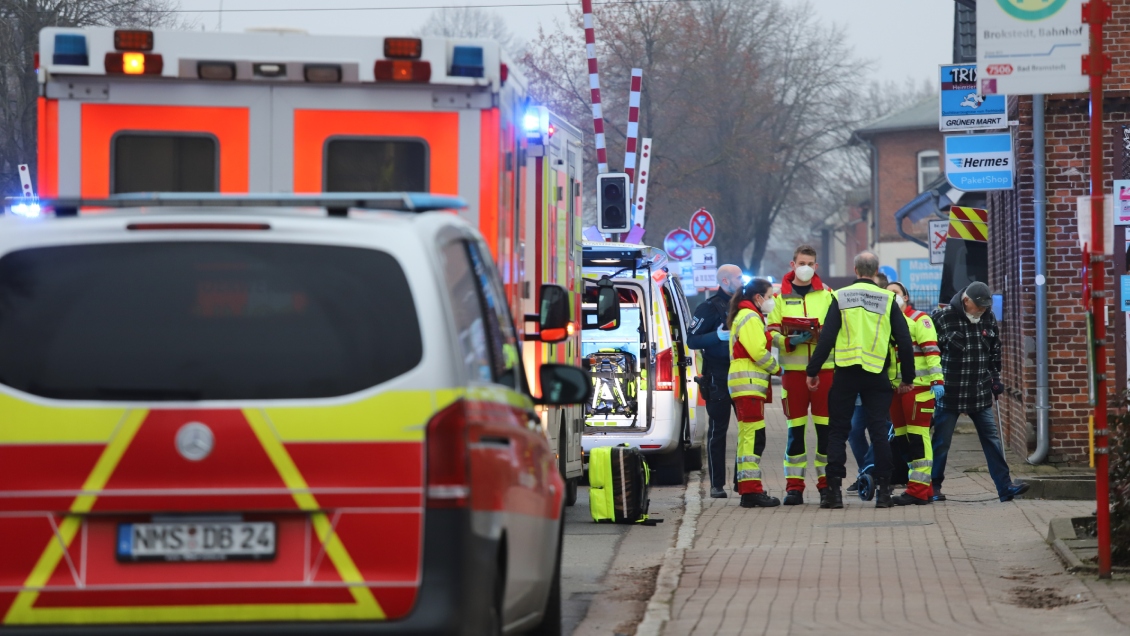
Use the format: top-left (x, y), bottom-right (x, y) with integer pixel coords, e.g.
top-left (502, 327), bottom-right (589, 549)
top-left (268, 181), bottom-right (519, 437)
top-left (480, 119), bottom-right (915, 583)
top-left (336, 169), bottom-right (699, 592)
top-left (478, 435), bottom-right (512, 447)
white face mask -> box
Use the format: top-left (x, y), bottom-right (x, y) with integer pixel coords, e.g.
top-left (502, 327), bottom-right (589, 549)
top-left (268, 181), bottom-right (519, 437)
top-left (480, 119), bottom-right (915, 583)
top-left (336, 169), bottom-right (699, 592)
top-left (794, 265), bottom-right (815, 283)
top-left (759, 297), bottom-right (776, 315)
top-left (965, 311), bottom-right (982, 323)
top-left (895, 296), bottom-right (906, 309)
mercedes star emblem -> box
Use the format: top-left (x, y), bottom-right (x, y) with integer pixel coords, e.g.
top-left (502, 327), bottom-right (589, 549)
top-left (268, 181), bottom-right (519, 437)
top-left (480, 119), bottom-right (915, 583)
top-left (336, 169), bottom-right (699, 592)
top-left (175, 422), bottom-right (215, 461)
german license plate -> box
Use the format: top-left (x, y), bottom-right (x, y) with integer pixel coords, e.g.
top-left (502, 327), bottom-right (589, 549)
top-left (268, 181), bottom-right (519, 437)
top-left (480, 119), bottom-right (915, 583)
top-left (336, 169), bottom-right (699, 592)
top-left (117, 520), bottom-right (276, 562)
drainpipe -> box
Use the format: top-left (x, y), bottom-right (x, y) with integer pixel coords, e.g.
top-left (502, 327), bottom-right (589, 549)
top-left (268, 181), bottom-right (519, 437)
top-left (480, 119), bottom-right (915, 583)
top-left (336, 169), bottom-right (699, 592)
top-left (1028, 94), bottom-right (1050, 465)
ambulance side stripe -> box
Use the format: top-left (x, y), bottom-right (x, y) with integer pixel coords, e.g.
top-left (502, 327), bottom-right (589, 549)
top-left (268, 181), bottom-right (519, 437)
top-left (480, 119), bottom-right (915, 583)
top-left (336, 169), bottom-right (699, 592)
top-left (4, 409), bottom-right (147, 625)
top-left (244, 409), bottom-right (384, 619)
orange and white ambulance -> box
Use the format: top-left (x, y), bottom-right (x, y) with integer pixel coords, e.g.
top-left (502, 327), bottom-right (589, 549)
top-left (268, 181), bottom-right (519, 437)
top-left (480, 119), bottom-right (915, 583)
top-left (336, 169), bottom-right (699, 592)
top-left (33, 26), bottom-right (586, 502)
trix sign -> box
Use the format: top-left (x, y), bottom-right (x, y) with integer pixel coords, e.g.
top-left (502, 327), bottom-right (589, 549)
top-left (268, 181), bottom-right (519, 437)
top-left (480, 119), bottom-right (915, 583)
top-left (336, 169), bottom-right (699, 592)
top-left (939, 64), bottom-right (1006, 132)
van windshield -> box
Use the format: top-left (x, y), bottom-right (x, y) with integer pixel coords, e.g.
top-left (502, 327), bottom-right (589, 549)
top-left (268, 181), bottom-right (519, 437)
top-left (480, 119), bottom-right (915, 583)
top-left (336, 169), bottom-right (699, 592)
top-left (0, 242), bottom-right (422, 401)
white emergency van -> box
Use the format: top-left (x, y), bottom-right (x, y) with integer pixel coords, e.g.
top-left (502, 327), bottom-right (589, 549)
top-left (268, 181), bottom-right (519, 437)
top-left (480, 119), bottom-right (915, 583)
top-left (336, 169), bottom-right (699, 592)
top-left (581, 243), bottom-right (705, 485)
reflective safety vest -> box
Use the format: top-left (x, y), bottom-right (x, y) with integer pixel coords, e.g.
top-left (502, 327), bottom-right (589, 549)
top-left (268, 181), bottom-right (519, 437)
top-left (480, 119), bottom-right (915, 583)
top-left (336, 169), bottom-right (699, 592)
top-left (834, 282), bottom-right (895, 374)
top-left (766, 276), bottom-right (835, 371)
top-left (728, 304), bottom-right (780, 400)
top-left (889, 309), bottom-right (945, 388)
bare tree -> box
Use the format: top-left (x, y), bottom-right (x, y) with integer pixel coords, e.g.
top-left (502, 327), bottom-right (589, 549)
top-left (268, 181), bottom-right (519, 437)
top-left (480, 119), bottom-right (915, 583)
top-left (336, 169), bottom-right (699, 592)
top-left (521, 0), bottom-right (875, 275)
top-left (415, 6), bottom-right (521, 57)
top-left (0, 0), bottom-right (182, 195)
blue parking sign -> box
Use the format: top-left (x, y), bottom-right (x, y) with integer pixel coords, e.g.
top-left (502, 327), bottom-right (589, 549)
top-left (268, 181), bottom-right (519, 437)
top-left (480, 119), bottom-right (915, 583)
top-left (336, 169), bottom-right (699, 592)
top-left (940, 65), bottom-right (1006, 132)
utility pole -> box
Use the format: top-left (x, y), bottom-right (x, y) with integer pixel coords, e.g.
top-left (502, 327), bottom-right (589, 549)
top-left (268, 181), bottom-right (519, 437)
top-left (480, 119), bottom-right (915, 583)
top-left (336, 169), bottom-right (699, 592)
top-left (1084, 0), bottom-right (1112, 579)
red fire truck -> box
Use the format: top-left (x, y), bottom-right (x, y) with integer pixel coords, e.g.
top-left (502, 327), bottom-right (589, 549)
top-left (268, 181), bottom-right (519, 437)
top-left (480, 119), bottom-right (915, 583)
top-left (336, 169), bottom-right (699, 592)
top-left (34, 26), bottom-right (585, 501)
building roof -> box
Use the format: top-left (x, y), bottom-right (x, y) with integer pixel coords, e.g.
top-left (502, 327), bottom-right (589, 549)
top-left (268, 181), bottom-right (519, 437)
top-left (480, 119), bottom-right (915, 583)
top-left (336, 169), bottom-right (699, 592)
top-left (853, 96), bottom-right (937, 138)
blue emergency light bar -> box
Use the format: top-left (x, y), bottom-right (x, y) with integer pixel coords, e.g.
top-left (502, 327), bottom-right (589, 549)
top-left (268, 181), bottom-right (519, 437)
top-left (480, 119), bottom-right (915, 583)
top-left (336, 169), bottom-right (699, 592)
top-left (4, 192), bottom-right (467, 217)
top-left (450, 46), bottom-right (484, 78)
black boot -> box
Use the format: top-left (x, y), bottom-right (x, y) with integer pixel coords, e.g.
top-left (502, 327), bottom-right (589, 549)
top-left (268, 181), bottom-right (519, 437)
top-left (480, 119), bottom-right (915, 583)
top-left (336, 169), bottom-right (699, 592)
top-left (822, 478), bottom-right (843, 509)
top-left (818, 487), bottom-right (829, 507)
top-left (875, 476), bottom-right (893, 509)
top-left (783, 490), bottom-right (804, 506)
top-left (740, 492), bottom-right (781, 508)
top-left (893, 491), bottom-right (930, 506)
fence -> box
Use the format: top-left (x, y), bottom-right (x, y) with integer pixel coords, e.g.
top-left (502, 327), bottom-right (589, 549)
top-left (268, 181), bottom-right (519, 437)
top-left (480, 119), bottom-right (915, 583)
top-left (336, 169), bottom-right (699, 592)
top-left (907, 286), bottom-right (944, 312)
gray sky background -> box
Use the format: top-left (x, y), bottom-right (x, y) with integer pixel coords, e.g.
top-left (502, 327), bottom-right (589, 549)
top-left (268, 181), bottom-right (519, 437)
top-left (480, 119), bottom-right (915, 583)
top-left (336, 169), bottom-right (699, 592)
top-left (175, 0), bottom-right (956, 87)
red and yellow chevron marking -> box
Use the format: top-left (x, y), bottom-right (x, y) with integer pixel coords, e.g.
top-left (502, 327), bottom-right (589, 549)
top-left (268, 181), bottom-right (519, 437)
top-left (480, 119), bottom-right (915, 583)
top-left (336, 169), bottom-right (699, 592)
top-left (948, 206), bottom-right (988, 242)
top-left (0, 389), bottom-right (458, 627)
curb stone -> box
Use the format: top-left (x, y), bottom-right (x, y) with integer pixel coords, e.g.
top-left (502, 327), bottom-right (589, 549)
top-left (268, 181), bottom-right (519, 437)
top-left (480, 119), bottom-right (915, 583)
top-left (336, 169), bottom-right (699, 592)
top-left (1047, 516), bottom-right (1130, 575)
top-left (635, 470), bottom-right (702, 635)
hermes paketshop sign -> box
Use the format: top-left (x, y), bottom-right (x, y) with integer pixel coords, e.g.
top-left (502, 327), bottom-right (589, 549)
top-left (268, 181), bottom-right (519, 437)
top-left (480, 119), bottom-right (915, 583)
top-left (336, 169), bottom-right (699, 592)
top-left (977, 0), bottom-right (1088, 96)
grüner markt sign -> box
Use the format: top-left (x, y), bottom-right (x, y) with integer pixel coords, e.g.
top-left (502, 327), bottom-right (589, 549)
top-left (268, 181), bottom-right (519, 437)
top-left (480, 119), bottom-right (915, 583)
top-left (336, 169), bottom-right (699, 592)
top-left (977, 0), bottom-right (1088, 96)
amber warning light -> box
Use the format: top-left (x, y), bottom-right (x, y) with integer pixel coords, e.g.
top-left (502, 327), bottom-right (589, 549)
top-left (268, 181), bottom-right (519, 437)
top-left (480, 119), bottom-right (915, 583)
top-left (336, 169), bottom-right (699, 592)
top-left (105, 52), bottom-right (163, 75)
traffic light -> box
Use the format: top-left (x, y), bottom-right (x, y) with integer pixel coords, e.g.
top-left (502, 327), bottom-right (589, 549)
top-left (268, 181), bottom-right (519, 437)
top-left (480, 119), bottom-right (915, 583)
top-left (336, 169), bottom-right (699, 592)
top-left (596, 172), bottom-right (630, 233)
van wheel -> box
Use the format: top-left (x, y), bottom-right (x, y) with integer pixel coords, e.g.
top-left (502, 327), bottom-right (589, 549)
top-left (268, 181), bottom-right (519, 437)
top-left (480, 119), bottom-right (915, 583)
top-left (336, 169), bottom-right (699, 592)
top-left (652, 448), bottom-right (687, 486)
top-left (565, 477), bottom-right (578, 507)
top-left (484, 549), bottom-right (505, 635)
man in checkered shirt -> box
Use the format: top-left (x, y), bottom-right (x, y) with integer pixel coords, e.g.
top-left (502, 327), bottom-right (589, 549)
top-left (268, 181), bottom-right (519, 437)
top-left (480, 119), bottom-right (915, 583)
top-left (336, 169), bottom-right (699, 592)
top-left (930, 282), bottom-right (1030, 503)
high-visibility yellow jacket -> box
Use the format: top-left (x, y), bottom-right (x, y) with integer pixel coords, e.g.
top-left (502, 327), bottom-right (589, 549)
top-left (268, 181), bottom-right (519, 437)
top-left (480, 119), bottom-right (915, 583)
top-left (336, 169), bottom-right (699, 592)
top-left (766, 272), bottom-right (835, 372)
top-left (728, 302), bottom-right (780, 400)
top-left (889, 307), bottom-right (945, 388)
top-left (834, 282), bottom-right (896, 374)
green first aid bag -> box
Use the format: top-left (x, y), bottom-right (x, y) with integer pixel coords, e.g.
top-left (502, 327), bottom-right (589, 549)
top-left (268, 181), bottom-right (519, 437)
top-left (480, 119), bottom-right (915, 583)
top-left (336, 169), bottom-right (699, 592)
top-left (588, 444), bottom-right (651, 524)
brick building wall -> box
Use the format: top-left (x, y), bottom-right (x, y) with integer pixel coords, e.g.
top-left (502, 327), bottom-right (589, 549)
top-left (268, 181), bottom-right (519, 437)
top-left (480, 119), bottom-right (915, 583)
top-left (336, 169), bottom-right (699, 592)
top-left (874, 130), bottom-right (945, 242)
top-left (988, 2), bottom-right (1130, 465)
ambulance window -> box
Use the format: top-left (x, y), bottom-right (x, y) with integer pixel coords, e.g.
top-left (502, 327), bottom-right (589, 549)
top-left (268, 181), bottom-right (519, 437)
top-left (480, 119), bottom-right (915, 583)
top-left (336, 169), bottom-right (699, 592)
top-left (113, 134), bottom-right (218, 193)
top-left (0, 242), bottom-right (422, 400)
top-left (324, 138), bottom-right (428, 192)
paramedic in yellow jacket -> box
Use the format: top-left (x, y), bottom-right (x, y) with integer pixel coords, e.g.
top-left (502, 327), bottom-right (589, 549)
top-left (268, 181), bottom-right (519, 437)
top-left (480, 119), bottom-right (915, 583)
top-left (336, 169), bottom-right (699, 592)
top-left (766, 244), bottom-right (835, 506)
top-left (727, 278), bottom-right (782, 508)
top-left (886, 282), bottom-right (945, 505)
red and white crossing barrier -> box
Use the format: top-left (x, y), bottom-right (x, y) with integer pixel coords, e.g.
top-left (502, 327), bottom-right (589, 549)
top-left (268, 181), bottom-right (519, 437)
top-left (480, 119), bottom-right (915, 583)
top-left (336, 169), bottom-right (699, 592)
top-left (634, 137), bottom-right (653, 229)
top-left (624, 68), bottom-right (643, 183)
top-left (582, 0), bottom-right (608, 173)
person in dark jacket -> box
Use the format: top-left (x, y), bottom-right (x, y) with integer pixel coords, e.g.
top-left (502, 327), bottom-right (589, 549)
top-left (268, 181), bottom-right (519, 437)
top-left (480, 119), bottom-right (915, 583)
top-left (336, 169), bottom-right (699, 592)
top-left (930, 282), bottom-right (1030, 503)
top-left (688, 264), bottom-right (744, 498)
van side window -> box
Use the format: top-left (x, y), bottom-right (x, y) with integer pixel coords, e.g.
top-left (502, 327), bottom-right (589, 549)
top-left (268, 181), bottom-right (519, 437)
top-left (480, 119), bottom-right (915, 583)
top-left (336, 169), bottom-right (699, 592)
top-left (113, 134), bottom-right (218, 193)
top-left (440, 241), bottom-right (493, 384)
top-left (324, 138), bottom-right (428, 192)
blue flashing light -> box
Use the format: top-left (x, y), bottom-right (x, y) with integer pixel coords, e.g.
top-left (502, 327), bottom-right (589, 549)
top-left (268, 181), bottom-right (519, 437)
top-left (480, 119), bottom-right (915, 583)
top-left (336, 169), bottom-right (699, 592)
top-left (523, 112), bottom-right (541, 133)
top-left (741, 275), bottom-right (753, 286)
top-left (450, 46), bottom-right (484, 78)
top-left (9, 200), bottom-right (42, 218)
top-left (53, 34), bottom-right (89, 66)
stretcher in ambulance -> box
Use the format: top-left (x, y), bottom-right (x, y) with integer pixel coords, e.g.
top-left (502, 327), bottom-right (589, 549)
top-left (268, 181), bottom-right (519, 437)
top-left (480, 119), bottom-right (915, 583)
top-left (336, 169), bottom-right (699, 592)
top-left (34, 26), bottom-right (586, 504)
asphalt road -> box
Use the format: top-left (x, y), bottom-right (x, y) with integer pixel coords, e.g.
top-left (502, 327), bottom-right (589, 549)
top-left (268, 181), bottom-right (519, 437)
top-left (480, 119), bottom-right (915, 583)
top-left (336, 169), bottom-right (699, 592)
top-left (560, 478), bottom-right (688, 635)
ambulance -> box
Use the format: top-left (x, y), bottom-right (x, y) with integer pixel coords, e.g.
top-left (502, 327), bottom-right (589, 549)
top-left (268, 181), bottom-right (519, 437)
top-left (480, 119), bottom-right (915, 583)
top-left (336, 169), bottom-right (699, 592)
top-left (34, 26), bottom-right (586, 503)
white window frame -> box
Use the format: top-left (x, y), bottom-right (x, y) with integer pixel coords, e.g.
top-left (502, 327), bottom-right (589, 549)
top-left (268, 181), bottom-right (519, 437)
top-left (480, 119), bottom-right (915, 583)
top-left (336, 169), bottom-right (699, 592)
top-left (917, 150), bottom-right (940, 194)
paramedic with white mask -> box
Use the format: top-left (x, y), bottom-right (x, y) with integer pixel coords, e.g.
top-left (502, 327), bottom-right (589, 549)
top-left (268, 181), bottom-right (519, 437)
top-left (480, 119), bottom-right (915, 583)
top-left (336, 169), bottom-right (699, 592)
top-left (688, 264), bottom-right (744, 499)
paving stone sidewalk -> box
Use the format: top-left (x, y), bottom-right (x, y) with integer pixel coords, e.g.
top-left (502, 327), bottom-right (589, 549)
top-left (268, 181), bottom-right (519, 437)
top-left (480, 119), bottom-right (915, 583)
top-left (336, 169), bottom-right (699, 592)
top-left (663, 402), bottom-right (1129, 635)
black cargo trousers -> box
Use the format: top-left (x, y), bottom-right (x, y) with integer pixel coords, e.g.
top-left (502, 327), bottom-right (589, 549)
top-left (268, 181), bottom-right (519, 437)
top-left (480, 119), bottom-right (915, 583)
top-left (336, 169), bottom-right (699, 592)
top-left (701, 363), bottom-right (736, 491)
top-left (825, 365), bottom-right (895, 483)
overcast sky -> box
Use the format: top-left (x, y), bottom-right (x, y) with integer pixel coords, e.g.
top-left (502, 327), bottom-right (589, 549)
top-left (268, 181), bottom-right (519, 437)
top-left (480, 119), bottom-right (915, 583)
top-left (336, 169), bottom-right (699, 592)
top-left (174, 0), bottom-right (956, 86)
